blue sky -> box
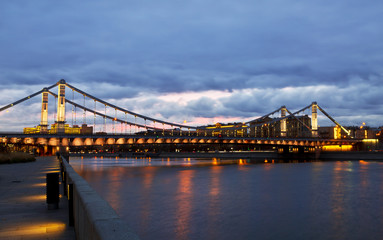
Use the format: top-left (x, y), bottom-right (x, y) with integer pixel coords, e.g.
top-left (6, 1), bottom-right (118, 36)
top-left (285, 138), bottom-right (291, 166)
top-left (1, 0), bottom-right (383, 131)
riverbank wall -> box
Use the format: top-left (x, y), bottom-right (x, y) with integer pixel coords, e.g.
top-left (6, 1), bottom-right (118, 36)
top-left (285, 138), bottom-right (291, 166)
top-left (59, 155), bottom-right (139, 240)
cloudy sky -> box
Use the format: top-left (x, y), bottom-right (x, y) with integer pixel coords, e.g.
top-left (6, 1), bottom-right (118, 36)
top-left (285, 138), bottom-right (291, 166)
top-left (1, 0), bottom-right (383, 131)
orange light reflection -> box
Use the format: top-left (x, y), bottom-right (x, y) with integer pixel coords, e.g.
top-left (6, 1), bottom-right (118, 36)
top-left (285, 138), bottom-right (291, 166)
top-left (32, 183), bottom-right (46, 188)
top-left (238, 159), bottom-right (246, 165)
top-left (175, 169), bottom-right (195, 239)
top-left (0, 222), bottom-right (66, 237)
top-left (17, 194), bottom-right (46, 202)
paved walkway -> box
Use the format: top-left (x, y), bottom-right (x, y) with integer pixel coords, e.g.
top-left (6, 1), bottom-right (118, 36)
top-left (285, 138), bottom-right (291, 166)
top-left (0, 156), bottom-right (76, 239)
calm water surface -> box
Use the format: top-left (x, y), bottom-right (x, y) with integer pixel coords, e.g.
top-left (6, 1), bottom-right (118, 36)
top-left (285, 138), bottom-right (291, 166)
top-left (71, 157), bottom-right (383, 240)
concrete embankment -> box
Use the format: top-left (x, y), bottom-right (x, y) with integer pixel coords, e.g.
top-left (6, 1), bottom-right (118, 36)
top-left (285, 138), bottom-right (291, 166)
top-left (60, 155), bottom-right (139, 240)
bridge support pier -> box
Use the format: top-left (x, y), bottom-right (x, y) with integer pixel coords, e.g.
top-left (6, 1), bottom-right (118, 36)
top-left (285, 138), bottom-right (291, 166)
top-left (315, 146), bottom-right (322, 159)
top-left (280, 146), bottom-right (290, 154)
top-left (298, 146), bottom-right (305, 154)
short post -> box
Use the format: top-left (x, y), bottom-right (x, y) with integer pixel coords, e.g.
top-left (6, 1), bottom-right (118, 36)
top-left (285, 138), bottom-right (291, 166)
top-left (46, 172), bottom-right (60, 210)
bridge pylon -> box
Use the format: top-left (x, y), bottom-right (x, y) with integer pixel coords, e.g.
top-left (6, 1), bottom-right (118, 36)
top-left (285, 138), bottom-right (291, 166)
top-left (311, 102), bottom-right (318, 137)
top-left (56, 79), bottom-right (66, 133)
top-left (39, 89), bottom-right (49, 133)
top-left (280, 106), bottom-right (287, 137)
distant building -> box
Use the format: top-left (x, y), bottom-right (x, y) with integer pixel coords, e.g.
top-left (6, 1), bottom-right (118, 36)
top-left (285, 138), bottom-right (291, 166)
top-left (49, 124), bottom-right (80, 134)
top-left (205, 122), bottom-right (247, 137)
top-left (203, 115), bottom-right (315, 138)
top-left (80, 124), bottom-right (93, 135)
top-left (345, 126), bottom-right (377, 139)
top-left (286, 115), bottom-right (312, 138)
top-left (24, 123), bottom-right (93, 135)
top-left (23, 125), bottom-right (44, 134)
top-left (318, 126), bottom-right (342, 139)
top-left (319, 125), bottom-right (379, 140)
top-left (357, 129), bottom-right (376, 139)
top-left (248, 115), bottom-right (312, 138)
top-left (249, 117), bottom-right (280, 138)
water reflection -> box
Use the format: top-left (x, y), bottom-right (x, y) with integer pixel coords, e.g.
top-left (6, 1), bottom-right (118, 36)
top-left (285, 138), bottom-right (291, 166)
top-left (104, 167), bottom-right (124, 211)
top-left (139, 167), bottom-right (156, 231)
top-left (71, 158), bottom-right (383, 240)
top-left (207, 166), bottom-right (222, 240)
top-left (330, 161), bottom-right (348, 238)
top-left (70, 156), bottom-right (261, 170)
top-left (238, 159), bottom-right (246, 166)
top-left (175, 169), bottom-right (195, 239)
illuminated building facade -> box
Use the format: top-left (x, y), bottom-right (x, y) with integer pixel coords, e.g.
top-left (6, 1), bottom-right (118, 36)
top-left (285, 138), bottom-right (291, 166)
top-left (250, 117), bottom-right (281, 138)
top-left (318, 126), bottom-right (342, 139)
top-left (205, 123), bottom-right (248, 137)
top-left (24, 124), bottom-right (93, 135)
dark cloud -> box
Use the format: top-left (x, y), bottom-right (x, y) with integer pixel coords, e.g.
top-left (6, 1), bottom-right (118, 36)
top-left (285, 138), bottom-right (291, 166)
top-left (1, 0), bottom-right (383, 129)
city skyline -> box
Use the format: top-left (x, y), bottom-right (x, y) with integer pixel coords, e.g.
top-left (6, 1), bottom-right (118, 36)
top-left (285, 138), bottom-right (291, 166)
top-left (1, 0), bottom-right (382, 130)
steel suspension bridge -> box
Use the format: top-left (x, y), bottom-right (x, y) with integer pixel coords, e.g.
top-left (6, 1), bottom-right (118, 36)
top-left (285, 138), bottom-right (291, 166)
top-left (0, 79), bottom-right (361, 155)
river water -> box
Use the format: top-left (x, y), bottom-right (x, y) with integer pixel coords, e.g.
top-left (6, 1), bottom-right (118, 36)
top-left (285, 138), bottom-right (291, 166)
top-left (71, 157), bottom-right (383, 240)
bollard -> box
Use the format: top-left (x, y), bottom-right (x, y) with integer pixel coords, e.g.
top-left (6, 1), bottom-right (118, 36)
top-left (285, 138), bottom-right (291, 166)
top-left (46, 172), bottom-right (60, 210)
top-left (68, 183), bottom-right (74, 226)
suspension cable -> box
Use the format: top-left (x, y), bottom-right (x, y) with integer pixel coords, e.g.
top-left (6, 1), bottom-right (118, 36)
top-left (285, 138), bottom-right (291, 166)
top-left (83, 95), bottom-right (86, 124)
top-left (72, 90), bottom-right (74, 126)
top-left (104, 105), bottom-right (107, 132)
top-left (124, 113), bottom-right (127, 134)
top-left (134, 116), bottom-right (137, 133)
top-left (317, 105), bottom-right (350, 135)
top-left (0, 83), bottom-right (58, 113)
top-left (94, 100), bottom-right (96, 133)
top-left (64, 82), bottom-right (198, 130)
top-left (74, 106), bottom-right (77, 125)
top-left (54, 97), bottom-right (57, 122)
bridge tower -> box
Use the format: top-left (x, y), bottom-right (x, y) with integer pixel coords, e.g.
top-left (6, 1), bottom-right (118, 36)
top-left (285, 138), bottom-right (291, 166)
top-left (311, 102), bottom-right (318, 137)
top-left (40, 88), bottom-right (49, 133)
top-left (280, 106), bottom-right (287, 137)
top-left (57, 79), bottom-right (66, 134)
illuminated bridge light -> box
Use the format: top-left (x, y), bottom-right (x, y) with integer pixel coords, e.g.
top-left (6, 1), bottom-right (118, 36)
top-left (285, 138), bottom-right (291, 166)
top-left (322, 145), bottom-right (353, 151)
